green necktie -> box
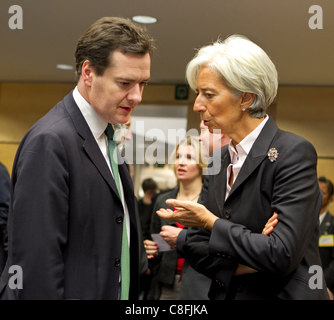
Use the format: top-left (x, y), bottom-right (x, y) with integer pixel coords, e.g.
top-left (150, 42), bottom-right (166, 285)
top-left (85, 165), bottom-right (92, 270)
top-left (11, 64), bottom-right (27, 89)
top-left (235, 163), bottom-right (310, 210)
top-left (105, 124), bottom-right (130, 300)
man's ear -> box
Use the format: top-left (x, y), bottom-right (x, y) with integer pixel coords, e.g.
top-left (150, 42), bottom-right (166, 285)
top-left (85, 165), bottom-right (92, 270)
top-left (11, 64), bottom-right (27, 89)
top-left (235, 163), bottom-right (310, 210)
top-left (81, 60), bottom-right (94, 87)
top-left (240, 92), bottom-right (256, 110)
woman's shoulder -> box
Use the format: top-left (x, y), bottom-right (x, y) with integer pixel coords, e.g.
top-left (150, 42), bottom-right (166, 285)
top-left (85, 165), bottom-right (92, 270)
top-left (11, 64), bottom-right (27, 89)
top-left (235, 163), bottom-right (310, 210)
top-left (155, 187), bottom-right (178, 203)
top-left (275, 128), bottom-right (316, 152)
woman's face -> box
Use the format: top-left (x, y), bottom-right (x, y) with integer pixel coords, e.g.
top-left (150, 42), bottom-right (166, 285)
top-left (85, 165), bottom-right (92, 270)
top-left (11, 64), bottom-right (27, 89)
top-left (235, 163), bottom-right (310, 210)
top-left (175, 145), bottom-right (201, 182)
top-left (193, 66), bottom-right (243, 135)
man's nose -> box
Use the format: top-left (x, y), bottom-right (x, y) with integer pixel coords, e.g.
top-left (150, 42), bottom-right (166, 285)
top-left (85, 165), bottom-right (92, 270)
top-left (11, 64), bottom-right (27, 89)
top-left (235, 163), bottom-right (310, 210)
top-left (128, 84), bottom-right (143, 104)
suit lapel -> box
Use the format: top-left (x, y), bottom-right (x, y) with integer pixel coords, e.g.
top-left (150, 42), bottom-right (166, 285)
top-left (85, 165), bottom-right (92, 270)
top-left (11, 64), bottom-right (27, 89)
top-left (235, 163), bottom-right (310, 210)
top-left (63, 92), bottom-right (121, 200)
top-left (82, 138), bottom-right (121, 200)
top-left (227, 116), bottom-right (279, 199)
top-left (119, 160), bottom-right (138, 234)
top-left (214, 147), bottom-right (230, 214)
top-left (320, 211), bottom-right (332, 235)
top-left (118, 157), bottom-right (134, 207)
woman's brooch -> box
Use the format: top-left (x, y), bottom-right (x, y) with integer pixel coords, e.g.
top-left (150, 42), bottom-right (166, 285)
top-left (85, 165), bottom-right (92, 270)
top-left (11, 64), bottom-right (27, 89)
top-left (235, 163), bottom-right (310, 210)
top-left (268, 148), bottom-right (279, 162)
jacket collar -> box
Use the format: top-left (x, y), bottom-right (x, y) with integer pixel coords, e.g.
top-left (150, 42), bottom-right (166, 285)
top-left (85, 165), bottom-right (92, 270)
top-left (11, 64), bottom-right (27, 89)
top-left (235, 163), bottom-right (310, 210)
top-left (72, 86), bottom-right (108, 141)
top-left (214, 116), bottom-right (279, 211)
top-left (62, 91), bottom-right (132, 202)
top-left (229, 116), bottom-right (278, 198)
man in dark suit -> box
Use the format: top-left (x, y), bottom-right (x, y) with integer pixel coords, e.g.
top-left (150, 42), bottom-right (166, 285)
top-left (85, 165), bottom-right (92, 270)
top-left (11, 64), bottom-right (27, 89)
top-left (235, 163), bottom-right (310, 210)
top-left (0, 17), bottom-right (154, 300)
top-left (318, 176), bottom-right (334, 295)
top-left (0, 162), bottom-right (10, 273)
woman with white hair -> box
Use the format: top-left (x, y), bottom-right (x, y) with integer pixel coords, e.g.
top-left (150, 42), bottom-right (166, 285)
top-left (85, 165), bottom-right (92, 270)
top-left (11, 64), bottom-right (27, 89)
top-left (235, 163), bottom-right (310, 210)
top-left (157, 35), bottom-right (329, 300)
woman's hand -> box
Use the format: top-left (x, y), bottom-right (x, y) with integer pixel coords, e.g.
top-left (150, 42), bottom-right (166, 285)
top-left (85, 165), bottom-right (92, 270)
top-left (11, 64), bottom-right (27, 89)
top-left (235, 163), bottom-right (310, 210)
top-left (262, 212), bottom-right (278, 235)
top-left (157, 199), bottom-right (279, 275)
top-left (156, 199), bottom-right (218, 231)
top-left (160, 225), bottom-right (182, 249)
top-left (144, 239), bottom-right (158, 259)
top-left (234, 212), bottom-right (278, 276)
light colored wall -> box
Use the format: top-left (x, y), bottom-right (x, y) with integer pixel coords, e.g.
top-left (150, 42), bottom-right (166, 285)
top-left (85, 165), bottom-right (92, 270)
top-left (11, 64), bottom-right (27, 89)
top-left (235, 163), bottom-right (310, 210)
top-left (275, 86), bottom-right (334, 182)
top-left (1, 83), bottom-right (333, 184)
top-left (0, 83), bottom-right (75, 174)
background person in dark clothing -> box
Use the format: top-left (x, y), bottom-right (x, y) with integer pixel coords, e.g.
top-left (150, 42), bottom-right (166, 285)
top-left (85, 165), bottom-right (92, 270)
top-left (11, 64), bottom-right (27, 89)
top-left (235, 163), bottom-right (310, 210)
top-left (0, 162), bottom-right (10, 273)
top-left (137, 178), bottom-right (158, 240)
top-left (318, 176), bottom-right (334, 298)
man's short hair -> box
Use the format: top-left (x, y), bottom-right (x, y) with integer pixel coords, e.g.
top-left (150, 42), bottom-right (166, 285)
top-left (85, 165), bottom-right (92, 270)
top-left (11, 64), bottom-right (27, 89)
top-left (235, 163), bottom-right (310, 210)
top-left (75, 17), bottom-right (155, 80)
top-left (319, 176), bottom-right (334, 197)
top-left (142, 178), bottom-right (158, 193)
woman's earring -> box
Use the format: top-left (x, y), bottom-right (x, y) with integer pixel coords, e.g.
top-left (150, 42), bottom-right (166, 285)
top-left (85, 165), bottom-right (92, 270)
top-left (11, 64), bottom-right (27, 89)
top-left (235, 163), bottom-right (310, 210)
top-left (242, 108), bottom-right (246, 112)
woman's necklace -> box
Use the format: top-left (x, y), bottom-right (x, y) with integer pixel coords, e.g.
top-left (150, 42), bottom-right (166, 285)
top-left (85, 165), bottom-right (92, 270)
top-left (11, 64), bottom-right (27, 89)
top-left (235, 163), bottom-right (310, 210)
top-left (177, 192), bottom-right (201, 202)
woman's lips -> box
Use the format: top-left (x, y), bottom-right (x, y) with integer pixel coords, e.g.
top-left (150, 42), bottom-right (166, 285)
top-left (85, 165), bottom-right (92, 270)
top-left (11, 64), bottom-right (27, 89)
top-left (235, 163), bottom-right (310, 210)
top-left (177, 168), bottom-right (186, 175)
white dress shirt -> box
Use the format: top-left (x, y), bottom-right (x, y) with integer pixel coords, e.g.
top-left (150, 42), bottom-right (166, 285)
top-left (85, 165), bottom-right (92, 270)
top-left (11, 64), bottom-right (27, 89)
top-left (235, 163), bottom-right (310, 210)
top-left (72, 87), bottom-right (130, 245)
top-left (226, 115), bottom-right (269, 200)
top-left (319, 210), bottom-right (328, 226)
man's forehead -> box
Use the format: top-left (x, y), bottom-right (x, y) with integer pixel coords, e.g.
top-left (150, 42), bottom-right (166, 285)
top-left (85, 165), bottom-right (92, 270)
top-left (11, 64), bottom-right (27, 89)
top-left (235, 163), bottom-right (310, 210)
top-left (111, 50), bottom-right (150, 65)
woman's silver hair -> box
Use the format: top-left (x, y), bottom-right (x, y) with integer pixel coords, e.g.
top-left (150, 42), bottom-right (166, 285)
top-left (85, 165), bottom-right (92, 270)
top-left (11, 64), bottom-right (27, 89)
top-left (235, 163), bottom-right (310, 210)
top-left (186, 35), bottom-right (278, 118)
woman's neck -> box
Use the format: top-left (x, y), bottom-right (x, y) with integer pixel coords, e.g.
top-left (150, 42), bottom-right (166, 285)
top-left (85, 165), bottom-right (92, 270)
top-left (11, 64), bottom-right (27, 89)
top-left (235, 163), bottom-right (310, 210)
top-left (178, 177), bottom-right (203, 201)
top-left (230, 116), bottom-right (266, 147)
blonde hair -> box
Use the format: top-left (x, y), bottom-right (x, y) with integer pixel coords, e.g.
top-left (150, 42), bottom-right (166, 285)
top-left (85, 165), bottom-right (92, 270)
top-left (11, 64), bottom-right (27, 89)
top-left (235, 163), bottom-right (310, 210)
top-left (186, 35), bottom-right (278, 118)
top-left (169, 136), bottom-right (207, 178)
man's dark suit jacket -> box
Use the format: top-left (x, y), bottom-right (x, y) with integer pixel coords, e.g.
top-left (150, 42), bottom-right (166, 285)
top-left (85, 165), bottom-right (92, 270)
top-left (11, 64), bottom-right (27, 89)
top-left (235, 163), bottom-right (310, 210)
top-left (184, 116), bottom-right (329, 300)
top-left (0, 163), bottom-right (10, 273)
top-left (319, 211), bottom-right (334, 292)
top-left (0, 92), bottom-right (139, 300)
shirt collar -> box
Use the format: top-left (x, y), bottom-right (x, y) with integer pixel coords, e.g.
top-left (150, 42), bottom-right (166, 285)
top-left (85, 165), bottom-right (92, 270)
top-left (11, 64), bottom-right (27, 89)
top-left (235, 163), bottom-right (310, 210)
top-left (72, 86), bottom-right (108, 140)
top-left (319, 210), bottom-right (329, 225)
top-left (229, 115), bottom-right (269, 160)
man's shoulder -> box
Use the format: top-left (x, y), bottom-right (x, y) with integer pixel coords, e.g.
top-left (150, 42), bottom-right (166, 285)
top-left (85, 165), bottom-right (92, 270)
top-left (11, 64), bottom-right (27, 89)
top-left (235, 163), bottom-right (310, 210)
top-left (211, 144), bottom-right (229, 160)
top-left (326, 211), bottom-right (334, 224)
top-left (27, 93), bottom-right (75, 136)
top-left (17, 94), bottom-right (77, 154)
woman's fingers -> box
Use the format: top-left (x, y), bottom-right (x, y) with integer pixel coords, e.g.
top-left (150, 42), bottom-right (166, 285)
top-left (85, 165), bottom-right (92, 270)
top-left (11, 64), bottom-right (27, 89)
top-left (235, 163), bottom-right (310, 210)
top-left (143, 240), bottom-right (158, 259)
top-left (262, 212), bottom-right (279, 235)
